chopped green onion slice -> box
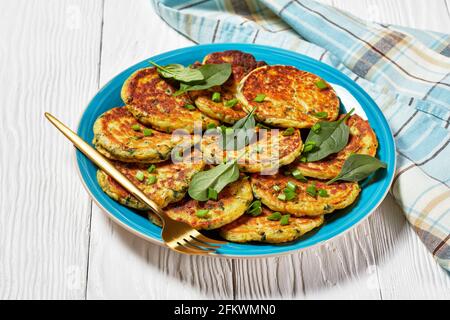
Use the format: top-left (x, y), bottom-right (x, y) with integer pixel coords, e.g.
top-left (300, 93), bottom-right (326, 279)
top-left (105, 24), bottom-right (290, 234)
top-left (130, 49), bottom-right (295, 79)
top-left (131, 124), bottom-right (141, 131)
top-left (292, 169), bottom-right (308, 182)
top-left (207, 123), bottom-right (216, 130)
top-left (315, 80), bottom-right (328, 90)
top-left (184, 104), bottom-right (196, 110)
top-left (143, 128), bottom-right (153, 136)
top-left (280, 214), bottom-right (290, 226)
top-left (207, 187), bottom-right (218, 201)
top-left (253, 93), bottom-right (266, 102)
top-left (282, 127), bottom-right (295, 136)
top-left (286, 181), bottom-right (297, 191)
top-left (135, 171), bottom-right (145, 181)
top-left (314, 111), bottom-right (328, 119)
top-left (212, 92), bottom-right (221, 102)
top-left (146, 175), bottom-right (157, 185)
top-left (267, 212), bottom-right (282, 221)
top-left (306, 184), bottom-right (317, 197)
top-left (318, 189), bottom-right (329, 197)
top-left (225, 128), bottom-right (234, 135)
top-left (311, 123), bottom-right (321, 133)
top-left (196, 209), bottom-right (209, 218)
top-left (247, 200), bottom-right (262, 216)
top-left (273, 185), bottom-right (281, 192)
top-left (277, 194), bottom-right (287, 201)
top-left (147, 164), bottom-right (156, 173)
top-left (225, 98), bottom-right (238, 107)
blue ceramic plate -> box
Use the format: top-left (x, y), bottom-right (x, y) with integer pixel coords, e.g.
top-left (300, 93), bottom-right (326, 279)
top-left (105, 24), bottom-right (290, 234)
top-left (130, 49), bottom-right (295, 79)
top-left (76, 43), bottom-right (396, 257)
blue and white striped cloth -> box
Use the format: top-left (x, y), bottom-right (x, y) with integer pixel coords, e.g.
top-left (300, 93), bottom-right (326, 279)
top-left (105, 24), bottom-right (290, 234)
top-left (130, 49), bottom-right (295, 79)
top-left (151, 0), bottom-right (450, 270)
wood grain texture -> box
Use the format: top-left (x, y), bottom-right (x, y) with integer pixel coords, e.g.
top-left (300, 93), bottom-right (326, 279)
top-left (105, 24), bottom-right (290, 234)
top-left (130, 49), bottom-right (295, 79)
top-left (0, 0), bottom-right (103, 299)
top-left (86, 0), bottom-right (234, 300)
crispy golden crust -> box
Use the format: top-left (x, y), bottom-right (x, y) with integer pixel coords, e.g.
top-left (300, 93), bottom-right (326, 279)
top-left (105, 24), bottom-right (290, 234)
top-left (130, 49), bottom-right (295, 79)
top-left (250, 173), bottom-right (360, 216)
top-left (219, 207), bottom-right (324, 243)
top-left (149, 176), bottom-right (253, 230)
top-left (93, 107), bottom-right (185, 163)
top-left (96, 160), bottom-right (204, 210)
top-left (201, 128), bottom-right (303, 173)
top-left (291, 114), bottom-right (378, 179)
top-left (191, 50), bottom-right (266, 124)
top-left (236, 65), bottom-right (339, 128)
top-left (121, 67), bottom-right (218, 133)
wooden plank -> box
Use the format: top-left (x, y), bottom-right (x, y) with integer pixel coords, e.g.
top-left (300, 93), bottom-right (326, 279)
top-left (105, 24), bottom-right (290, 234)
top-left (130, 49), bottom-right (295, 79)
top-left (0, 0), bottom-right (103, 299)
top-left (86, 0), bottom-right (234, 299)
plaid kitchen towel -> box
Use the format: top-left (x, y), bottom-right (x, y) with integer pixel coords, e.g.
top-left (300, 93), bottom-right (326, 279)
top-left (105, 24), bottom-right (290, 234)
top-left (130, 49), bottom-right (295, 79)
top-left (151, 0), bottom-right (450, 270)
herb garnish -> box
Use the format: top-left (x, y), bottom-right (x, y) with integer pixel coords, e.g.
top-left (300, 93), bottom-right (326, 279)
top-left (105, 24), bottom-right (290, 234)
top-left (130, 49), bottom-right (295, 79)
top-left (327, 154), bottom-right (387, 184)
top-left (196, 209), bottom-right (209, 218)
top-left (212, 92), bottom-right (221, 102)
top-left (149, 61), bottom-right (204, 82)
top-left (135, 171), bottom-right (145, 181)
top-left (280, 215), bottom-right (290, 226)
top-left (174, 63), bottom-right (232, 95)
top-left (292, 169), bottom-right (308, 182)
top-left (314, 111), bottom-right (328, 118)
top-left (267, 212), bottom-right (282, 221)
top-left (254, 94), bottom-right (266, 102)
top-left (143, 128), bottom-right (153, 136)
top-left (146, 176), bottom-right (157, 185)
top-left (247, 200), bottom-right (262, 216)
top-left (150, 61), bottom-right (232, 96)
top-left (306, 183), bottom-right (317, 197)
top-left (303, 109), bottom-right (354, 162)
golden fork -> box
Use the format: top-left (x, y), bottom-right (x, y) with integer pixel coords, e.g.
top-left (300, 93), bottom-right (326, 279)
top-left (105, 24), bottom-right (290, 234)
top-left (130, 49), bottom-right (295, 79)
top-left (45, 112), bottom-right (227, 255)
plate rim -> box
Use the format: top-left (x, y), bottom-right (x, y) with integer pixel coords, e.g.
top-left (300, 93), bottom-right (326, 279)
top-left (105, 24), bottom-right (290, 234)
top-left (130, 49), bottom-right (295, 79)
top-left (75, 43), bottom-right (397, 258)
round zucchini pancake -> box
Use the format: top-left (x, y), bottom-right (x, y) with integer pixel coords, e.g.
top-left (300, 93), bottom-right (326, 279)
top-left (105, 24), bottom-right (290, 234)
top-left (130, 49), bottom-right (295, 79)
top-left (191, 50), bottom-right (266, 124)
top-left (148, 176), bottom-right (253, 230)
top-left (96, 160), bottom-right (204, 210)
top-left (201, 128), bottom-right (303, 173)
top-left (220, 207), bottom-right (324, 244)
top-left (251, 173), bottom-right (360, 216)
top-left (93, 107), bottom-right (187, 163)
top-left (121, 67), bottom-right (219, 133)
top-left (291, 114), bottom-right (378, 179)
top-left (236, 65), bottom-right (339, 128)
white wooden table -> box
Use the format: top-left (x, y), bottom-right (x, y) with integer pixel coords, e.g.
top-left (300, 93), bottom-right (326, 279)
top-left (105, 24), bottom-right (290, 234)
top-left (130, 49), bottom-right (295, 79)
top-left (1, 0), bottom-right (449, 300)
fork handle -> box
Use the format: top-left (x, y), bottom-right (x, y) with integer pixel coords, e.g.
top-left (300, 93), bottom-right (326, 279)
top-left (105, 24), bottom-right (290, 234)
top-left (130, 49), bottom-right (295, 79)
top-left (45, 112), bottom-right (166, 219)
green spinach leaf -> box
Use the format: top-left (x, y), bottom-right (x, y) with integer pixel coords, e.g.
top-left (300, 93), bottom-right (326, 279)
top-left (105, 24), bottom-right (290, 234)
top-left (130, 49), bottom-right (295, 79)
top-left (327, 154), bottom-right (387, 184)
top-left (188, 159), bottom-right (240, 201)
top-left (304, 109), bottom-right (354, 162)
top-left (149, 61), bottom-right (204, 82)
